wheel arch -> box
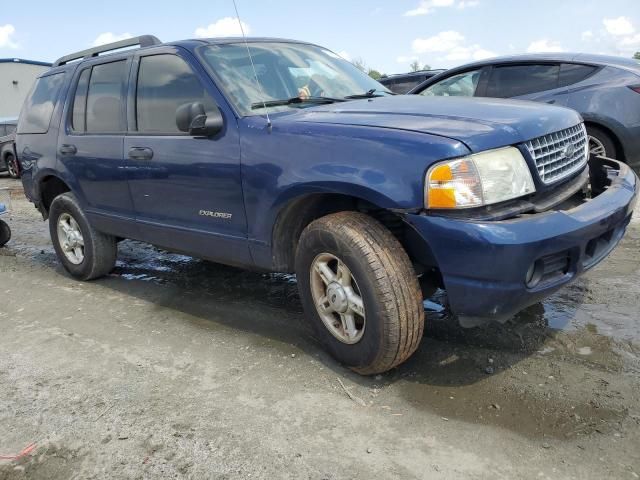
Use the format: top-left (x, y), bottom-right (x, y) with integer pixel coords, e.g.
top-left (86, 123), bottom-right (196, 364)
top-left (269, 185), bottom-right (438, 279)
top-left (38, 174), bottom-right (71, 219)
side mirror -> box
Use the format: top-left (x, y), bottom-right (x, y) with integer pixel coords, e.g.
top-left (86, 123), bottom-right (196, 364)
top-left (176, 102), bottom-right (224, 137)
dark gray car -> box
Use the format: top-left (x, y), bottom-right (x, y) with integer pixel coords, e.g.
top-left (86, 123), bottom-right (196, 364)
top-left (409, 54), bottom-right (640, 170)
top-left (0, 119), bottom-right (19, 178)
top-left (379, 70), bottom-right (446, 94)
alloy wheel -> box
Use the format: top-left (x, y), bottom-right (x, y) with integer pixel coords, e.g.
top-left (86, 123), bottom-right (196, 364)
top-left (310, 253), bottom-right (366, 344)
top-left (588, 135), bottom-right (607, 157)
top-left (57, 213), bottom-right (85, 265)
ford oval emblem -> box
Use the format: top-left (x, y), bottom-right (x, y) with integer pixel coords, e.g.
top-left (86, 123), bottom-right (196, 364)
top-left (563, 143), bottom-right (576, 158)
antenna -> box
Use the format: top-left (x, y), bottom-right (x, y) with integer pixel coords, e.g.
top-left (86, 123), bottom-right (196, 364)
top-left (232, 0), bottom-right (272, 129)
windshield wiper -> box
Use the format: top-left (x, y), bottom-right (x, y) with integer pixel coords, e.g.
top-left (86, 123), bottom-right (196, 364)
top-left (251, 96), bottom-right (345, 110)
top-left (344, 88), bottom-right (395, 99)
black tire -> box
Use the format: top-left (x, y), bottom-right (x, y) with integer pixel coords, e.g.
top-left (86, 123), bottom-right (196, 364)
top-left (49, 192), bottom-right (117, 280)
top-left (586, 126), bottom-right (617, 159)
top-left (0, 220), bottom-right (10, 247)
top-left (295, 211), bottom-right (424, 375)
top-left (5, 154), bottom-right (20, 179)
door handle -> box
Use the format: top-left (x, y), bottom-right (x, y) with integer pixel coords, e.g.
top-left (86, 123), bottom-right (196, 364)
top-left (128, 147), bottom-right (154, 161)
top-left (59, 144), bottom-right (77, 156)
top-left (546, 100), bottom-right (556, 104)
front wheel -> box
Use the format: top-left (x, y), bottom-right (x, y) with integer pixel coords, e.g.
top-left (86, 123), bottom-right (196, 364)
top-left (5, 154), bottom-right (20, 179)
top-left (49, 192), bottom-right (117, 280)
top-left (586, 126), bottom-right (616, 159)
top-left (295, 212), bottom-right (425, 375)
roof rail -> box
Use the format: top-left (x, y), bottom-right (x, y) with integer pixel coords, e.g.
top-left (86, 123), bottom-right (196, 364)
top-left (53, 35), bottom-right (162, 67)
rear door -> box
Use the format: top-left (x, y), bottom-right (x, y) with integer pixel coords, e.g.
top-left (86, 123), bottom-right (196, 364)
top-left (57, 57), bottom-right (134, 235)
top-left (123, 47), bottom-right (249, 264)
top-left (483, 63), bottom-right (568, 106)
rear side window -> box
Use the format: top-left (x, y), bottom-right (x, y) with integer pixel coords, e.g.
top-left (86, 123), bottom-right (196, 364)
top-left (86, 61), bottom-right (127, 133)
top-left (17, 73), bottom-right (65, 134)
top-left (485, 64), bottom-right (560, 98)
top-left (135, 54), bottom-right (216, 133)
top-left (0, 126), bottom-right (6, 136)
top-left (558, 63), bottom-right (598, 87)
top-left (6, 124), bottom-right (16, 135)
top-left (71, 68), bottom-right (91, 131)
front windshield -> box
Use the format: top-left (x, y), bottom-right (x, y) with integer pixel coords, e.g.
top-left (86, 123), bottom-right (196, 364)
top-left (199, 42), bottom-right (392, 116)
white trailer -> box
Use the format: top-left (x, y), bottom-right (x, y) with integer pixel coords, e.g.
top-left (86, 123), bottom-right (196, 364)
top-left (0, 58), bottom-right (51, 118)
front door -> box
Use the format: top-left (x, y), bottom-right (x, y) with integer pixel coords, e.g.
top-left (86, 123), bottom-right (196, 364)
top-left (123, 50), bottom-right (250, 265)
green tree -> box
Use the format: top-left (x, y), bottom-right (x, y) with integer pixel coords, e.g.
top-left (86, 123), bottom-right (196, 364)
top-left (352, 57), bottom-right (367, 72)
top-left (634, 52), bottom-right (640, 61)
top-left (410, 61), bottom-right (432, 72)
top-left (367, 69), bottom-right (382, 80)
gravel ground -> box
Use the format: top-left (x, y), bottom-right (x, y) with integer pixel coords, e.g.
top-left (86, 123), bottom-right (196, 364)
top-left (0, 175), bottom-right (639, 479)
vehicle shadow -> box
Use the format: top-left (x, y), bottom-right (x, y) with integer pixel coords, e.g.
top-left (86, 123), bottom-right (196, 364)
top-left (54, 240), bottom-right (607, 439)
top-left (97, 241), bottom-right (574, 381)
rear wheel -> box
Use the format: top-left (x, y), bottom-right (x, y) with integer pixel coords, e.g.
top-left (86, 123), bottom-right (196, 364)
top-left (586, 126), bottom-right (616, 159)
top-left (295, 212), bottom-right (424, 375)
top-left (0, 220), bottom-right (10, 247)
top-left (5, 154), bottom-right (19, 179)
top-left (49, 192), bottom-right (117, 280)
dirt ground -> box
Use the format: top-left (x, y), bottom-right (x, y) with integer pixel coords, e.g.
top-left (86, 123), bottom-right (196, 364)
top-left (0, 175), bottom-right (639, 480)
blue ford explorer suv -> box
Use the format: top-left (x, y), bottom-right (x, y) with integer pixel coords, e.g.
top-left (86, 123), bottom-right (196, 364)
top-left (16, 36), bottom-right (637, 374)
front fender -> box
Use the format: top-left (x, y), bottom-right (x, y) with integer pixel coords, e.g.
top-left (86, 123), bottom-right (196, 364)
top-left (239, 116), bottom-right (470, 247)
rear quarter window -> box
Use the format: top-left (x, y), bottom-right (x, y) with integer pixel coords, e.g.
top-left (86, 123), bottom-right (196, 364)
top-left (558, 63), bottom-right (598, 87)
top-left (17, 72), bottom-right (65, 134)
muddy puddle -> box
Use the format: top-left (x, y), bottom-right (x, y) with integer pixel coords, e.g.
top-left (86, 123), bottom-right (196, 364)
top-left (8, 234), bottom-right (637, 371)
top-left (105, 240), bottom-right (638, 360)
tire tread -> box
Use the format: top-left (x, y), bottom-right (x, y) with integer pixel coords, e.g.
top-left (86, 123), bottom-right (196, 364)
top-left (301, 212), bottom-right (424, 374)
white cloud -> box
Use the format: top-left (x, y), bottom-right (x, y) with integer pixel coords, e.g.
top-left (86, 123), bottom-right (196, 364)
top-left (412, 31), bottom-right (465, 53)
top-left (603, 16), bottom-right (634, 36)
top-left (457, 0), bottom-right (479, 8)
top-left (526, 39), bottom-right (565, 53)
top-left (92, 32), bottom-right (133, 47)
top-left (581, 30), bottom-right (594, 41)
top-left (472, 48), bottom-right (497, 60)
top-left (0, 24), bottom-right (18, 49)
top-left (195, 17), bottom-right (250, 37)
top-left (619, 33), bottom-right (640, 48)
top-left (404, 30), bottom-right (496, 67)
top-left (337, 50), bottom-right (352, 62)
top-left (404, 0), bottom-right (465, 16)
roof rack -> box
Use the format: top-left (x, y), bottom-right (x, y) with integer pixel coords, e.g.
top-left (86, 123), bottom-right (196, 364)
top-left (53, 35), bottom-right (162, 67)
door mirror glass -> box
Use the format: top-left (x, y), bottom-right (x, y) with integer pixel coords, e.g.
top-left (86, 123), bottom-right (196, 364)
top-left (176, 102), bottom-right (224, 137)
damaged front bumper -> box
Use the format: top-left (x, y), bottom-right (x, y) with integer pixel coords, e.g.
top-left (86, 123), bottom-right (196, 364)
top-left (405, 156), bottom-right (638, 324)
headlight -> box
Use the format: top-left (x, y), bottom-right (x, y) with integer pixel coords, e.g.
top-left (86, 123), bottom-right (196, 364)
top-left (426, 147), bottom-right (535, 209)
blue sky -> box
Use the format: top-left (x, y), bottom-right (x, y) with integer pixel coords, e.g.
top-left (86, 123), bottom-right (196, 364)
top-left (1, 0), bottom-right (639, 74)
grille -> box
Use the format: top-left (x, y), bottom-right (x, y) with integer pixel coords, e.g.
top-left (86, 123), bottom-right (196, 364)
top-left (524, 124), bottom-right (588, 184)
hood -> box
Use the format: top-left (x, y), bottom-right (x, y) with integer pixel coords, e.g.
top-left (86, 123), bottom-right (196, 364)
top-left (290, 96), bottom-right (582, 153)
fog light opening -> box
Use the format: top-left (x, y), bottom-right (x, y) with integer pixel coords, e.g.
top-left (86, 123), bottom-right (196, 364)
top-left (525, 259), bottom-right (544, 288)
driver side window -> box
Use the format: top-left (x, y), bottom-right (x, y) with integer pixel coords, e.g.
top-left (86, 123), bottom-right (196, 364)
top-left (136, 54), bottom-right (216, 134)
top-left (420, 69), bottom-right (481, 97)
